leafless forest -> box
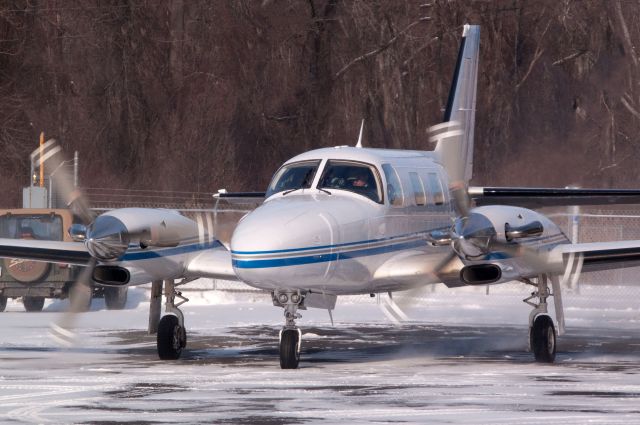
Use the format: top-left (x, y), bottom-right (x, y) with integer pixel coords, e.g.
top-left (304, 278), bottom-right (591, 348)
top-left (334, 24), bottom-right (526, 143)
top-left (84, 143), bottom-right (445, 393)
top-left (0, 0), bottom-right (639, 207)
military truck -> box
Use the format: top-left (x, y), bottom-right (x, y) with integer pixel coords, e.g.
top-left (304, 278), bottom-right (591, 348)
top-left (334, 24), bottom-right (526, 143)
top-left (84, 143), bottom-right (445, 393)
top-left (0, 208), bottom-right (127, 312)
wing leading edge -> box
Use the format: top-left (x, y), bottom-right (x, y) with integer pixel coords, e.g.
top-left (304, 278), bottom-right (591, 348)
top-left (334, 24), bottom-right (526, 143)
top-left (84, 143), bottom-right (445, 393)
top-left (0, 238), bottom-right (92, 266)
top-left (553, 240), bottom-right (640, 273)
top-left (470, 186), bottom-right (640, 208)
top-left (185, 245), bottom-right (239, 281)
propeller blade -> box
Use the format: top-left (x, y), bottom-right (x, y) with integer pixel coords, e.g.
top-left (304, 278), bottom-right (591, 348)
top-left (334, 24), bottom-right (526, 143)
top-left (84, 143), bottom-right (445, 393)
top-left (429, 121), bottom-right (470, 217)
top-left (31, 139), bottom-right (94, 225)
top-left (389, 250), bottom-right (460, 318)
top-left (49, 258), bottom-right (96, 346)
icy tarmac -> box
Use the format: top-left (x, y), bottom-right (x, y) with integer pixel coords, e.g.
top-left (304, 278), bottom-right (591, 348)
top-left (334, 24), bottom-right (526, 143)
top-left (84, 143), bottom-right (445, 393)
top-left (0, 284), bottom-right (639, 424)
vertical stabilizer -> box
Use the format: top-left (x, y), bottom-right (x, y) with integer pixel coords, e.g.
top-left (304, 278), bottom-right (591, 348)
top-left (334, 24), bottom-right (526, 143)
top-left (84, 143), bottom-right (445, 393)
top-left (434, 24), bottom-right (480, 184)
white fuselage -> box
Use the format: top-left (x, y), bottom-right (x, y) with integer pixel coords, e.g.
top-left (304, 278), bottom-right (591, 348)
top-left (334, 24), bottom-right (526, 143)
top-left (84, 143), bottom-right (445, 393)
top-left (230, 147), bottom-right (454, 295)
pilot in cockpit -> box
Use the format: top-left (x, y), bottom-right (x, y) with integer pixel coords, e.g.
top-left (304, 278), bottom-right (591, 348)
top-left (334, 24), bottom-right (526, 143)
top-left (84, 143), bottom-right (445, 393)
top-left (351, 170), bottom-right (370, 189)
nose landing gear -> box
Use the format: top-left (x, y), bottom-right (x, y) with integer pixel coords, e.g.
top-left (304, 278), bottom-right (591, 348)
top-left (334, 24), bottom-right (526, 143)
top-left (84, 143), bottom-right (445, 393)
top-left (274, 291), bottom-right (303, 369)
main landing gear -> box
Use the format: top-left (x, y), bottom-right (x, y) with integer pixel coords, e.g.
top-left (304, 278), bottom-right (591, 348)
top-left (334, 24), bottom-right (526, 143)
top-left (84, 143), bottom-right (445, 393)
top-left (523, 274), bottom-right (562, 363)
top-left (274, 291), bottom-right (303, 369)
top-left (148, 279), bottom-right (191, 360)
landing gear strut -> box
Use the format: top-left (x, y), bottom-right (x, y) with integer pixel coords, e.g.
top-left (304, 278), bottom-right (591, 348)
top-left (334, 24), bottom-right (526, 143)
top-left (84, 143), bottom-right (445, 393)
top-left (153, 278), bottom-right (190, 360)
top-left (523, 274), bottom-right (556, 363)
top-left (274, 291), bottom-right (303, 369)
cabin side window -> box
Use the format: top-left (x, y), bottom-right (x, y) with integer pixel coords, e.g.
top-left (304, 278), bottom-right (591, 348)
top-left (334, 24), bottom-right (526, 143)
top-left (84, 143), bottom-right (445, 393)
top-left (318, 160), bottom-right (382, 203)
top-left (426, 172), bottom-right (444, 206)
top-left (382, 164), bottom-right (404, 207)
top-left (409, 172), bottom-right (426, 206)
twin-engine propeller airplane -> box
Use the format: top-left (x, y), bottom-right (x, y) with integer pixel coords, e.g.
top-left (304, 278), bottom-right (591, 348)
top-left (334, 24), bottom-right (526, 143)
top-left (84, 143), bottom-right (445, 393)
top-left (4, 24), bottom-right (640, 368)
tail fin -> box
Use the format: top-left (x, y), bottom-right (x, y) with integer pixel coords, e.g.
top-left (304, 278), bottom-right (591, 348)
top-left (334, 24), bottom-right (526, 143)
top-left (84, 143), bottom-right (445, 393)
top-left (434, 24), bottom-right (480, 184)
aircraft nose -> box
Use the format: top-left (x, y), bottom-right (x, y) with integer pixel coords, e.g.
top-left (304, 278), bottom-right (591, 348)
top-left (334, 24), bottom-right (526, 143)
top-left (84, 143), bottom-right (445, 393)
top-left (230, 205), bottom-right (337, 286)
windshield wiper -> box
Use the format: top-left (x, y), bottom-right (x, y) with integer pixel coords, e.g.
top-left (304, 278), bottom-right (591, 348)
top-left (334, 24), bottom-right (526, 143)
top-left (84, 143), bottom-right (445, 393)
top-left (282, 187), bottom-right (304, 196)
top-left (282, 187), bottom-right (332, 196)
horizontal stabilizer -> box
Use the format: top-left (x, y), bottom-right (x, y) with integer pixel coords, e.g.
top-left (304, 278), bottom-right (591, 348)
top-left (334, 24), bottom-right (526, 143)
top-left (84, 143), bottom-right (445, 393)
top-left (214, 192), bottom-right (265, 199)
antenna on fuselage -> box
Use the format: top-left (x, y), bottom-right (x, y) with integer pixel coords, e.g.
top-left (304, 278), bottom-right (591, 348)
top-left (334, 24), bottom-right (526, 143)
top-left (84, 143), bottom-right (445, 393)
top-left (355, 119), bottom-right (365, 148)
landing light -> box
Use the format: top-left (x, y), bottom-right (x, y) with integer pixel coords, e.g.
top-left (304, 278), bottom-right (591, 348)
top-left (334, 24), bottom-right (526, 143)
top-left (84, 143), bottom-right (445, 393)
top-left (278, 293), bottom-right (289, 304)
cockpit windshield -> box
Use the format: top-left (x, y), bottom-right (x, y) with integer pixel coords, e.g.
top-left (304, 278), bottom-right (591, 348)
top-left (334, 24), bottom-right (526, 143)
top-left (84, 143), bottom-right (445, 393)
top-left (266, 160), bottom-right (321, 197)
top-left (318, 160), bottom-right (382, 203)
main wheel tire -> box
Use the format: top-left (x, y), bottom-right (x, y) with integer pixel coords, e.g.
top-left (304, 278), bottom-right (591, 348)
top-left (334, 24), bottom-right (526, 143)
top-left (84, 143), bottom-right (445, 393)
top-left (279, 329), bottom-right (300, 369)
top-left (157, 315), bottom-right (186, 360)
top-left (68, 283), bottom-right (92, 312)
top-left (531, 315), bottom-right (556, 363)
top-left (23, 296), bottom-right (45, 312)
top-left (104, 287), bottom-right (128, 310)
top-left (0, 296), bottom-right (6, 312)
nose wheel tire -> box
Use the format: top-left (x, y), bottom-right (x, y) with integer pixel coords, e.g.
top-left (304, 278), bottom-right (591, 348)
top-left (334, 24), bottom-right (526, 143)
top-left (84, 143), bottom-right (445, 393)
top-left (280, 328), bottom-right (301, 369)
top-left (157, 315), bottom-right (187, 360)
top-left (531, 315), bottom-right (556, 363)
top-left (23, 296), bottom-right (45, 312)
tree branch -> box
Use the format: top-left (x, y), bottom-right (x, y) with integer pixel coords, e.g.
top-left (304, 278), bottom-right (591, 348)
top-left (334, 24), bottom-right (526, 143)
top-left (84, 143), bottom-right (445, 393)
top-left (515, 19), bottom-right (551, 89)
top-left (334, 17), bottom-right (429, 79)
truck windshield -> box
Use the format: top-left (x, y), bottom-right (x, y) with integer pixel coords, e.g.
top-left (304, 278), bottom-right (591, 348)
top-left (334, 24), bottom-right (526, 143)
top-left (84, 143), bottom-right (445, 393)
top-left (0, 214), bottom-right (63, 241)
top-left (266, 160), bottom-right (321, 197)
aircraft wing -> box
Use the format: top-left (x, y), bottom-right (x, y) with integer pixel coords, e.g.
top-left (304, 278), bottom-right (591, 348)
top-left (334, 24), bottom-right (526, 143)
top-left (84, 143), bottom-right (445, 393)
top-left (371, 249), bottom-right (466, 289)
top-left (371, 240), bottom-right (640, 289)
top-left (470, 186), bottom-right (640, 208)
top-left (0, 238), bottom-right (92, 266)
top-left (185, 245), bottom-right (239, 281)
top-left (552, 240), bottom-right (640, 273)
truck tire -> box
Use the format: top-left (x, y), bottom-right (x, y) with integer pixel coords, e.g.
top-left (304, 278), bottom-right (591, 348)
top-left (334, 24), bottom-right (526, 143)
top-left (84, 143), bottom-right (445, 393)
top-left (104, 287), bottom-right (128, 310)
top-left (23, 296), bottom-right (45, 312)
top-left (0, 296), bottom-right (6, 312)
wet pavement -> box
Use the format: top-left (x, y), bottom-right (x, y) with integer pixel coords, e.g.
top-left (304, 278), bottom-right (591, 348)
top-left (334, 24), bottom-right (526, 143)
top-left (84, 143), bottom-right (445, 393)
top-left (0, 306), bottom-right (639, 424)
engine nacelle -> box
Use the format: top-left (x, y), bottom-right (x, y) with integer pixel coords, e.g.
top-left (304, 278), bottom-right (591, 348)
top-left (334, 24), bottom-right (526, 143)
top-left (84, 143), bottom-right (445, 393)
top-left (85, 208), bottom-right (202, 261)
top-left (453, 205), bottom-right (565, 260)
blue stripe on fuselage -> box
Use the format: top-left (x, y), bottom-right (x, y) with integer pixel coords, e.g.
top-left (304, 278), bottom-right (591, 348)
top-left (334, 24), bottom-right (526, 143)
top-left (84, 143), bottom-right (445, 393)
top-left (230, 226), bottom-right (448, 256)
top-left (231, 239), bottom-right (426, 269)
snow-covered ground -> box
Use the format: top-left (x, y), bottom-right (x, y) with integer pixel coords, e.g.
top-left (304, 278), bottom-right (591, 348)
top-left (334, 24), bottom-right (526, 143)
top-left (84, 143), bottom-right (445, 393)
top-left (0, 281), bottom-right (639, 424)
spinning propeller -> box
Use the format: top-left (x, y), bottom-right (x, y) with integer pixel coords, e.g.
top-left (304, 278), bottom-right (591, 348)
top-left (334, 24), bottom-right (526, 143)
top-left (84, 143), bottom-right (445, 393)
top-left (31, 140), bottom-right (98, 344)
top-left (386, 122), bottom-right (578, 323)
top-left (428, 121), bottom-right (551, 268)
